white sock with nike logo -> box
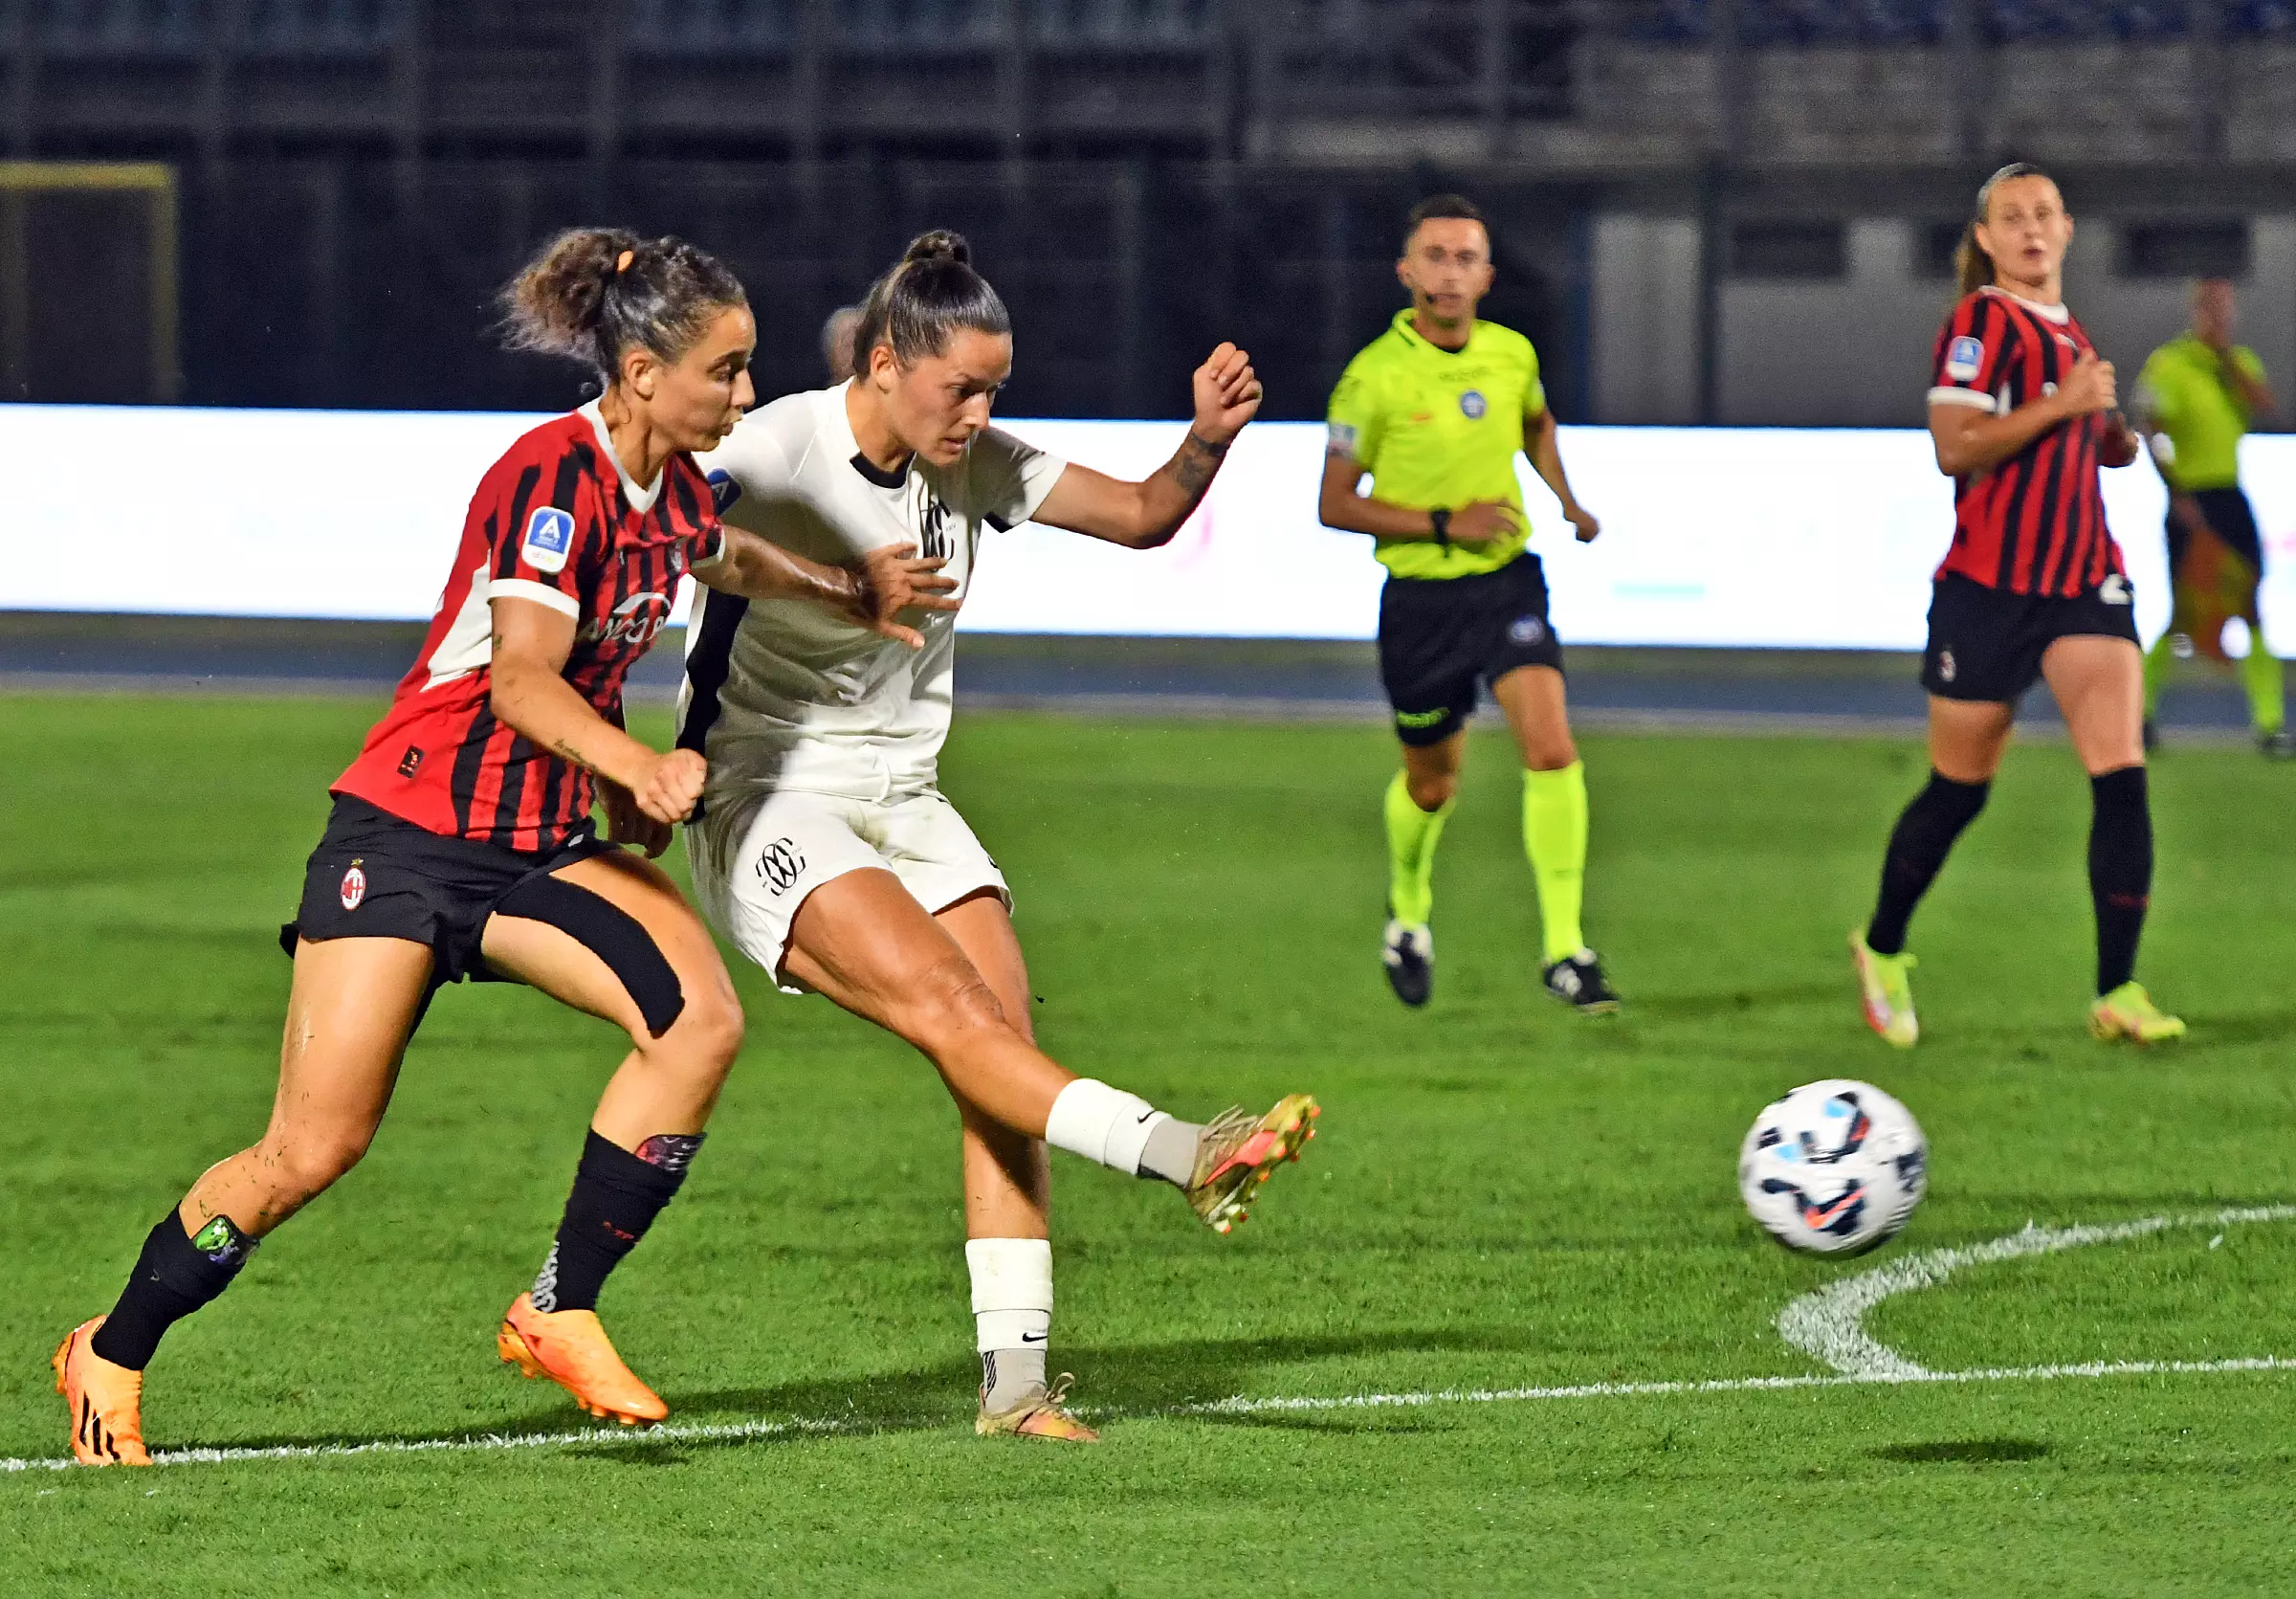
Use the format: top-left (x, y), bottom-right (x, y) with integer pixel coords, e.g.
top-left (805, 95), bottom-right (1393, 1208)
top-left (1045, 1077), bottom-right (1169, 1175)
top-left (968, 1236), bottom-right (1053, 1411)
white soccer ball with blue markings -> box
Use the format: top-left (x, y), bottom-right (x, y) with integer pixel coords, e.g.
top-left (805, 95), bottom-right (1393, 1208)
top-left (1738, 1079), bottom-right (1928, 1256)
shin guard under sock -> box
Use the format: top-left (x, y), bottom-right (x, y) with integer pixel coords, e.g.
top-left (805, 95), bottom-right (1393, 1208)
top-left (90, 1212), bottom-right (256, 1370)
top-left (2089, 765), bottom-right (2153, 995)
top-left (1866, 771), bottom-right (1990, 955)
top-left (531, 1130), bottom-right (699, 1314)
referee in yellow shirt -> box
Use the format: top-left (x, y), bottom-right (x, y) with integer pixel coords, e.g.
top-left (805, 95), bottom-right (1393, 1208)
top-left (1317, 194), bottom-right (1615, 1012)
top-left (2134, 278), bottom-right (2288, 757)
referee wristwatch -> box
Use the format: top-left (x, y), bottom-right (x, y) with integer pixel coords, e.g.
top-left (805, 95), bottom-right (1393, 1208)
top-left (1428, 508), bottom-right (1451, 547)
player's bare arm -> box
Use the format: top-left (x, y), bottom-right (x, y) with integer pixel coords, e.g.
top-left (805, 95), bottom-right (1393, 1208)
top-left (697, 526), bottom-right (959, 649)
top-left (1032, 343), bottom-right (1265, 548)
top-left (488, 593), bottom-right (705, 826)
top-left (1931, 349), bottom-right (2118, 477)
top-left (1316, 452), bottom-right (1520, 546)
top-left (1525, 406), bottom-right (1599, 543)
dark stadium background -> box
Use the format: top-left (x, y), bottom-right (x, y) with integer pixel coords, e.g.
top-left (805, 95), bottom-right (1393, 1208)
top-left (4, 1), bottom-right (2285, 426)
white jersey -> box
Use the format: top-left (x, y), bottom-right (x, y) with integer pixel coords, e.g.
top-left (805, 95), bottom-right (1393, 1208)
top-left (680, 384), bottom-right (1067, 804)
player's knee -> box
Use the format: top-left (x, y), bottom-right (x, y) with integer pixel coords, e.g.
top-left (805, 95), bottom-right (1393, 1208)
top-left (1405, 768), bottom-right (1457, 811)
top-left (266, 1129), bottom-right (372, 1203)
top-left (1525, 734), bottom-right (1578, 772)
top-left (897, 956), bottom-right (1010, 1052)
top-left (640, 981), bottom-right (743, 1074)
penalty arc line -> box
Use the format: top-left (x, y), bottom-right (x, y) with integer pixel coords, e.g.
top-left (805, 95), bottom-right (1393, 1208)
top-left (1777, 1205), bottom-right (2296, 1378)
top-left (5, 1355), bottom-right (2293, 1474)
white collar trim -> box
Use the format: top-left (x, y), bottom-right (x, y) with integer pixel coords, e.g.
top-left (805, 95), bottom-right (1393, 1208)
top-left (578, 400), bottom-right (662, 513)
top-left (1980, 285), bottom-right (2071, 324)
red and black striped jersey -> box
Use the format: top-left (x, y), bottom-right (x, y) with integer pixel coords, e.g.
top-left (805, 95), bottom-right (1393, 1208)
top-left (334, 405), bottom-right (724, 853)
top-left (1926, 287), bottom-right (2124, 598)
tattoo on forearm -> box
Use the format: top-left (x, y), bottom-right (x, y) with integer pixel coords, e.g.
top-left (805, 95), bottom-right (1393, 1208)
top-left (1171, 432), bottom-right (1227, 498)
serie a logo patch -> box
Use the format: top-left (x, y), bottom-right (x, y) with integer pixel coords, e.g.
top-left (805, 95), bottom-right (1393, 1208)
top-left (1944, 337), bottom-right (1984, 382)
top-left (520, 506), bottom-right (577, 574)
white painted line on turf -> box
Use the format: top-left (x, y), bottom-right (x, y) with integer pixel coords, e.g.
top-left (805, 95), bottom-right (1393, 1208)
top-left (11, 1209), bottom-right (2293, 1474)
top-left (1176, 1355), bottom-right (2296, 1415)
top-left (1777, 1205), bottom-right (2296, 1378)
top-left (7, 1355), bottom-right (2291, 1473)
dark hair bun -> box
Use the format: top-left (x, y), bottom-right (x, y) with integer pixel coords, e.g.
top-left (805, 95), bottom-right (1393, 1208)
top-left (902, 230), bottom-right (971, 268)
top-left (504, 228), bottom-right (643, 359)
top-left (501, 228), bottom-right (747, 383)
top-left (851, 230), bottom-right (1008, 368)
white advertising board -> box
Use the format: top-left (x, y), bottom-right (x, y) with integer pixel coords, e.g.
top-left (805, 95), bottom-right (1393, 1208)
top-left (6, 404), bottom-right (2293, 653)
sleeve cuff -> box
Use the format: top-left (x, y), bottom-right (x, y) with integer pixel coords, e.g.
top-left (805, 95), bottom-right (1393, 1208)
top-left (1014, 455), bottom-right (1068, 525)
top-left (490, 577), bottom-right (582, 617)
top-left (1927, 387), bottom-right (1998, 413)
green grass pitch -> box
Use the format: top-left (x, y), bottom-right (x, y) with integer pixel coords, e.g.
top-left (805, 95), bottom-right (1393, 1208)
top-left (5, 692), bottom-right (2294, 1596)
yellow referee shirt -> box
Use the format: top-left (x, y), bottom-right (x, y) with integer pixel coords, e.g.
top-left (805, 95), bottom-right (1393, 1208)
top-left (2136, 335), bottom-right (2266, 493)
top-left (1325, 308), bottom-right (1546, 581)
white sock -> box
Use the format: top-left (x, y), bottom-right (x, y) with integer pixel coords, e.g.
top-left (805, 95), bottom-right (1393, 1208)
top-left (967, 1237), bottom-right (1052, 1410)
top-left (1044, 1077), bottom-right (1169, 1175)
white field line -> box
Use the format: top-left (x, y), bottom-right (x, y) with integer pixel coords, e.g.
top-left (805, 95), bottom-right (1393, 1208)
top-left (1776, 1205), bottom-right (2296, 1378)
top-left (10, 1208), bottom-right (2293, 1474)
top-left (6, 1355), bottom-right (2291, 1474)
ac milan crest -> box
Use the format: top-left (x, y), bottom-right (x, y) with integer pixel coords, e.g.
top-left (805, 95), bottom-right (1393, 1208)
top-left (340, 861), bottom-right (368, 911)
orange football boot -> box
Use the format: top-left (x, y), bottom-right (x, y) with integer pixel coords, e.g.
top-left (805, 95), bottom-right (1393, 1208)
top-left (497, 1293), bottom-right (668, 1427)
top-left (53, 1318), bottom-right (152, 1467)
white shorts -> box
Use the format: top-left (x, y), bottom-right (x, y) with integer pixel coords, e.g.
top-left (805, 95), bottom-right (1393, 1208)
top-left (686, 787), bottom-right (1009, 988)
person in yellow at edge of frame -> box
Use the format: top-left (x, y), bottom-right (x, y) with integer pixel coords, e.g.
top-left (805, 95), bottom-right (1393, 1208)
top-left (1317, 192), bottom-right (1615, 1014)
top-left (2132, 278), bottom-right (2289, 758)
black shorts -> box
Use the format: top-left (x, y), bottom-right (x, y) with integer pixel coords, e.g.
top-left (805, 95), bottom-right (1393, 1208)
top-left (1920, 572), bottom-right (2141, 703)
top-left (2166, 485), bottom-right (2264, 579)
top-left (282, 794), bottom-right (612, 998)
top-left (1378, 553), bottom-right (1566, 747)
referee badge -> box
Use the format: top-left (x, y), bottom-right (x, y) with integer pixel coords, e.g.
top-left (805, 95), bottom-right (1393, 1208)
top-left (1938, 651), bottom-right (1957, 684)
top-left (1509, 615), bottom-right (1547, 646)
top-left (340, 859), bottom-right (368, 912)
top-left (1459, 389), bottom-right (1488, 420)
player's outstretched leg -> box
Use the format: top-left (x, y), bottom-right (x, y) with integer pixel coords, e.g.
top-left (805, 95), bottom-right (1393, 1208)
top-left (479, 852), bottom-right (747, 1426)
top-left (781, 869), bottom-right (1320, 1235)
top-left (55, 937), bottom-right (433, 1465)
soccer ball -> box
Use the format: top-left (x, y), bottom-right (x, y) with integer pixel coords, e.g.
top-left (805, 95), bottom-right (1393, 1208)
top-left (1738, 1078), bottom-right (1928, 1255)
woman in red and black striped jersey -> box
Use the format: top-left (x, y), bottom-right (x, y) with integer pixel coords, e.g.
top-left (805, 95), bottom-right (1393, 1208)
top-left (53, 229), bottom-right (954, 1465)
top-left (1850, 164), bottom-right (2186, 1049)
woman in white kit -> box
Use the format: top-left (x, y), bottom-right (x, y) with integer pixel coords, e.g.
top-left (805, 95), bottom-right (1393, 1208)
top-left (682, 232), bottom-right (1319, 1442)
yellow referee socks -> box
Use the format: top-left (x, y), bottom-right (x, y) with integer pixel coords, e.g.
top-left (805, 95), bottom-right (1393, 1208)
top-left (1522, 762), bottom-right (1589, 964)
top-left (2242, 645), bottom-right (2285, 736)
top-left (1383, 770), bottom-right (1452, 927)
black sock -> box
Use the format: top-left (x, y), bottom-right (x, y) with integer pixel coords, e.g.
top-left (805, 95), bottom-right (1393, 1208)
top-left (2089, 765), bottom-right (2153, 995)
top-left (530, 1130), bottom-right (700, 1314)
top-left (1866, 771), bottom-right (1991, 955)
top-left (90, 1212), bottom-right (256, 1370)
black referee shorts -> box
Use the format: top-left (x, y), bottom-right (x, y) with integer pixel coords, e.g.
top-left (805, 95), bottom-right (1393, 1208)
top-left (2166, 485), bottom-right (2264, 580)
top-left (1378, 553), bottom-right (1566, 747)
top-left (1920, 572), bottom-right (2140, 704)
top-left (282, 794), bottom-right (611, 1000)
